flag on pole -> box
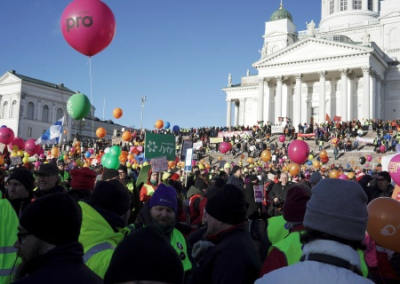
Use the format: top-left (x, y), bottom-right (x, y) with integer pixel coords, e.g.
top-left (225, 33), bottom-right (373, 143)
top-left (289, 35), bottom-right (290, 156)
top-left (36, 117), bottom-right (64, 145)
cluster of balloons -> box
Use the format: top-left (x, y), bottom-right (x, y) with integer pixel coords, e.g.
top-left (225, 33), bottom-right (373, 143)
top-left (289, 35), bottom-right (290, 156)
top-left (153, 119), bottom-right (180, 134)
top-left (102, 145), bottom-right (121, 170)
top-left (319, 150), bottom-right (329, 164)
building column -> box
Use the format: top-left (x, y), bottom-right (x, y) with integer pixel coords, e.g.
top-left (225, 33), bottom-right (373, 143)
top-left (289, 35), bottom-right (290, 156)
top-left (373, 0), bottom-right (378, 12)
top-left (335, 0), bottom-right (340, 13)
top-left (340, 69), bottom-right (349, 121)
top-left (239, 98), bottom-right (245, 126)
top-left (318, 71), bottom-right (327, 124)
top-left (362, 0), bottom-right (367, 10)
top-left (226, 99), bottom-right (231, 130)
top-left (257, 77), bottom-right (264, 123)
top-left (294, 74), bottom-right (302, 128)
top-left (234, 101), bottom-right (239, 126)
top-left (376, 75), bottom-right (382, 119)
top-left (275, 76), bottom-right (283, 123)
top-left (347, 73), bottom-right (354, 120)
top-left (264, 80), bottom-right (271, 123)
top-left (370, 70), bottom-right (376, 119)
top-left (348, 0), bottom-right (353, 10)
top-left (282, 81), bottom-right (289, 120)
top-left (362, 66), bottom-right (371, 120)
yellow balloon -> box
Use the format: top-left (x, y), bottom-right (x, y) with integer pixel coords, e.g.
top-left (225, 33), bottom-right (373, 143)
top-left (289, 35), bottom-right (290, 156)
top-left (22, 157), bottom-right (29, 164)
top-left (24, 152), bottom-right (29, 158)
top-left (126, 162), bottom-right (132, 168)
top-left (17, 150), bottom-right (24, 157)
top-left (10, 152), bottom-right (17, 157)
top-left (308, 154), bottom-right (314, 160)
top-left (132, 164), bottom-right (137, 169)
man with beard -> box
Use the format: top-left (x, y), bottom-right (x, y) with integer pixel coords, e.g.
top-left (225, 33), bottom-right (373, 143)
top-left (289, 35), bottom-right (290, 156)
top-left (33, 163), bottom-right (66, 199)
top-left (190, 184), bottom-right (261, 284)
top-left (267, 172), bottom-right (293, 217)
top-left (134, 183), bottom-right (192, 276)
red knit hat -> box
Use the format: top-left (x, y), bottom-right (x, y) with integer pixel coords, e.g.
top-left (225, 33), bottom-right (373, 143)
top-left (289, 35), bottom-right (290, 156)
top-left (70, 168), bottom-right (97, 191)
top-left (170, 173), bottom-right (180, 181)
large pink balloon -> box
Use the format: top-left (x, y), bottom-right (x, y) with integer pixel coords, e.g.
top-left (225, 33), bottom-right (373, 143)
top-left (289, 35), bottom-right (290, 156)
top-left (388, 154), bottom-right (400, 185)
top-left (61, 0), bottom-right (116, 57)
top-left (0, 127), bottom-right (15, 145)
top-left (25, 139), bottom-right (37, 157)
top-left (9, 137), bottom-right (25, 151)
top-left (219, 142), bottom-right (232, 154)
top-left (288, 140), bottom-right (310, 164)
top-left (279, 135), bottom-right (285, 143)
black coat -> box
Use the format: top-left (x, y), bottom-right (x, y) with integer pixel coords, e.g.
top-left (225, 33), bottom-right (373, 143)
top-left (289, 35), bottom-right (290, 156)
top-left (190, 225), bottom-right (260, 284)
top-left (244, 180), bottom-right (259, 219)
top-left (12, 242), bottom-right (102, 284)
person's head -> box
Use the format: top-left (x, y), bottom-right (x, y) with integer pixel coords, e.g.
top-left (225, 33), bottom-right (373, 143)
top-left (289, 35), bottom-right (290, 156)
top-left (205, 184), bottom-right (246, 236)
top-left (16, 194), bottom-right (82, 263)
top-left (375, 171), bottom-right (391, 191)
top-left (219, 171), bottom-right (228, 181)
top-left (36, 163), bottom-right (60, 191)
top-left (224, 163), bottom-right (231, 175)
top-left (70, 167), bottom-right (96, 191)
top-left (231, 165), bottom-right (242, 178)
top-left (57, 160), bottom-right (65, 171)
top-left (309, 171), bottom-right (322, 188)
top-left (198, 164), bottom-right (206, 174)
top-left (195, 176), bottom-right (208, 193)
top-left (303, 179), bottom-right (368, 246)
top-left (150, 171), bottom-right (159, 185)
top-left (102, 167), bottom-right (120, 181)
top-left (91, 180), bottom-right (132, 225)
top-left (104, 225), bottom-right (184, 284)
top-left (7, 168), bottom-right (35, 200)
top-left (248, 175), bottom-right (259, 185)
top-left (279, 172), bottom-right (289, 186)
top-left (283, 185), bottom-right (311, 223)
top-left (118, 164), bottom-right (128, 181)
top-left (149, 184), bottom-right (178, 228)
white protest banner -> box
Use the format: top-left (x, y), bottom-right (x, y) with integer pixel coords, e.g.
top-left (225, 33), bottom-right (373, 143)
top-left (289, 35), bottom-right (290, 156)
top-left (210, 137), bottom-right (223, 144)
top-left (193, 141), bottom-right (203, 150)
top-left (150, 156), bottom-right (168, 172)
top-left (356, 137), bottom-right (374, 144)
top-left (217, 131), bottom-right (252, 138)
top-left (271, 126), bottom-right (285, 134)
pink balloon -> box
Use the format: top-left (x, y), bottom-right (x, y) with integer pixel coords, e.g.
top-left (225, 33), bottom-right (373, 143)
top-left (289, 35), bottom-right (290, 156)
top-left (35, 144), bottom-right (43, 156)
top-left (288, 140), bottom-right (310, 164)
top-left (9, 137), bottom-right (25, 151)
top-left (40, 154), bottom-right (45, 159)
top-left (25, 139), bottom-right (37, 157)
top-left (380, 145), bottom-right (386, 153)
top-left (389, 154), bottom-right (400, 185)
top-left (137, 146), bottom-right (143, 152)
top-left (279, 158), bottom-right (283, 164)
top-left (61, 0), bottom-right (116, 57)
top-left (279, 135), bottom-right (285, 143)
top-left (218, 142), bottom-right (232, 154)
top-left (89, 148), bottom-right (94, 154)
top-left (339, 174), bottom-right (348, 180)
top-left (34, 161), bottom-right (41, 168)
top-left (0, 127), bottom-right (15, 145)
top-left (366, 155), bottom-right (372, 162)
top-left (70, 147), bottom-right (75, 153)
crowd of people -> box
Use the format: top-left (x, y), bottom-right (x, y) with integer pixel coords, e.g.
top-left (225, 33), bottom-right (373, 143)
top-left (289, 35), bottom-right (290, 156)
top-left (1, 119), bottom-right (400, 283)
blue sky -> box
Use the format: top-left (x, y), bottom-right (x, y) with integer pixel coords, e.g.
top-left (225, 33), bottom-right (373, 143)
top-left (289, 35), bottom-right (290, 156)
top-left (1, 0), bottom-right (321, 129)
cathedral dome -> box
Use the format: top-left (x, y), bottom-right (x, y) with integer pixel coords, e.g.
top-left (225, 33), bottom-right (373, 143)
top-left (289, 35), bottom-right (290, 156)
top-left (270, 4), bottom-right (293, 22)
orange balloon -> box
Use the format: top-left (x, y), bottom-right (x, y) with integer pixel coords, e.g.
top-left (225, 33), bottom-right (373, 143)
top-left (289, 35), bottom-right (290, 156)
top-left (119, 157), bottom-right (127, 163)
top-left (319, 150), bottom-right (328, 159)
top-left (367, 198), bottom-right (400, 252)
top-left (312, 159), bottom-right (320, 169)
top-left (205, 163), bottom-right (210, 169)
top-left (96, 127), bottom-right (107, 138)
top-left (247, 157), bottom-right (254, 164)
top-left (51, 147), bottom-right (59, 158)
top-left (261, 150), bottom-right (272, 162)
top-left (282, 166), bottom-right (288, 172)
top-left (155, 120), bottom-right (164, 129)
top-left (0, 156), bottom-right (4, 165)
top-left (128, 154), bottom-right (134, 160)
top-left (200, 159), bottom-right (204, 164)
top-left (240, 154), bottom-right (245, 160)
top-left (120, 151), bottom-right (128, 157)
top-left (218, 156), bottom-right (222, 161)
top-left (347, 172), bottom-right (355, 179)
top-left (113, 108), bottom-right (123, 119)
top-left (121, 131), bottom-right (132, 142)
top-left (289, 163), bottom-right (300, 176)
top-left (329, 169), bottom-right (340, 179)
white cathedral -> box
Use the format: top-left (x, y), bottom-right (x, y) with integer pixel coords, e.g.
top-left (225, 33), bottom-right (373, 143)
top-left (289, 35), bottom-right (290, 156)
top-left (223, 0), bottom-right (400, 129)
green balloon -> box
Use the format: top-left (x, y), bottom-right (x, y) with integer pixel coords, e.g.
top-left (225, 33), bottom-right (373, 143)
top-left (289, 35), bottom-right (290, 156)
top-left (105, 156), bottom-right (120, 170)
top-left (67, 93), bottom-right (91, 120)
top-left (110, 145), bottom-right (121, 157)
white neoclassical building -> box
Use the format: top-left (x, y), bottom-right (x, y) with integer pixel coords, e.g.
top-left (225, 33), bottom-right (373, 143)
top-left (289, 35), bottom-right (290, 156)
top-left (223, 0), bottom-right (400, 129)
top-left (0, 70), bottom-right (123, 143)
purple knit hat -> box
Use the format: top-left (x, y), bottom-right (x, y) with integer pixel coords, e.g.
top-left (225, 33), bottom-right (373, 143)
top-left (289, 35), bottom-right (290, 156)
top-left (149, 184), bottom-right (178, 213)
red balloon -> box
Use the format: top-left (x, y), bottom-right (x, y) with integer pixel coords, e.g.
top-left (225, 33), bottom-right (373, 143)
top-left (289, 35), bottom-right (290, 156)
top-left (279, 135), bottom-right (285, 143)
top-left (61, 0), bottom-right (116, 57)
top-left (9, 137), bottom-right (25, 151)
top-left (25, 139), bottom-right (37, 156)
top-left (320, 156), bottom-right (329, 164)
top-left (219, 142), bottom-right (232, 154)
top-left (0, 127), bottom-right (15, 145)
top-left (35, 144), bottom-right (44, 156)
top-left (288, 140), bottom-right (310, 164)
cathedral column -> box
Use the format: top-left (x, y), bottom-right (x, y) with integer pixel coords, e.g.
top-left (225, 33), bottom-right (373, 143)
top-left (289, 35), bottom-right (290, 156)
top-left (335, 0), bottom-right (340, 13)
top-left (264, 80), bottom-right (271, 123)
top-left (340, 69), bottom-right (349, 121)
top-left (239, 98), bottom-right (245, 126)
top-left (318, 71), bottom-right (327, 124)
top-left (376, 75), bottom-right (382, 119)
top-left (347, 73), bottom-right (354, 120)
top-left (282, 81), bottom-right (289, 120)
top-left (348, 0), bottom-right (353, 10)
top-left (294, 74), bottom-right (302, 128)
top-left (370, 70), bottom-right (376, 119)
top-left (362, 0), bottom-right (367, 10)
top-left (257, 77), bottom-right (264, 123)
top-left (362, 66), bottom-right (371, 120)
top-left (234, 101), bottom-right (239, 126)
top-left (275, 76), bottom-right (283, 123)
top-left (226, 99), bottom-right (232, 130)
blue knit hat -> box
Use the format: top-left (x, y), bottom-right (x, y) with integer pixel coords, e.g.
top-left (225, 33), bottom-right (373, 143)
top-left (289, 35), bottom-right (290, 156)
top-left (149, 184), bottom-right (178, 213)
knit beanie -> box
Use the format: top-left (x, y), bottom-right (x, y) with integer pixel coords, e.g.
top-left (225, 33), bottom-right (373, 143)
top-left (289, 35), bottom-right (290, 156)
top-left (304, 179), bottom-right (368, 242)
top-left (206, 184), bottom-right (246, 225)
top-left (104, 225), bottom-right (184, 284)
top-left (102, 167), bottom-right (119, 181)
top-left (118, 164), bottom-right (128, 175)
top-left (19, 193), bottom-right (82, 246)
top-left (8, 168), bottom-right (35, 192)
top-left (70, 168), bottom-right (96, 190)
top-left (91, 180), bottom-right (131, 216)
top-left (148, 184), bottom-right (178, 214)
top-left (283, 185), bottom-right (311, 223)
top-left (232, 165), bottom-right (241, 175)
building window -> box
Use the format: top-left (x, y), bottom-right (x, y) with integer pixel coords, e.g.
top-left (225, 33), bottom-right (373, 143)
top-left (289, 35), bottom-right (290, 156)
top-left (354, 0), bottom-right (362, 10)
top-left (27, 102), bottom-right (34, 120)
top-left (56, 108), bottom-right (63, 120)
top-left (11, 101), bottom-right (18, 118)
top-left (340, 0), bottom-right (347, 11)
top-left (2, 102), bottom-right (8, 119)
top-left (42, 105), bottom-right (49, 122)
top-left (368, 0), bottom-right (373, 11)
top-left (27, 127), bottom-right (32, 137)
top-left (330, 0), bottom-right (335, 14)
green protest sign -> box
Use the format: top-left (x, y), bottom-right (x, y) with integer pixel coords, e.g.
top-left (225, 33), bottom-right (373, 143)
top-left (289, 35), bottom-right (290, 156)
top-left (144, 132), bottom-right (176, 160)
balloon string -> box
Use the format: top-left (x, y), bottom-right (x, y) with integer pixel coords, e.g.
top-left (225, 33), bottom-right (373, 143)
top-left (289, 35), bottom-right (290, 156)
top-left (89, 57), bottom-right (94, 142)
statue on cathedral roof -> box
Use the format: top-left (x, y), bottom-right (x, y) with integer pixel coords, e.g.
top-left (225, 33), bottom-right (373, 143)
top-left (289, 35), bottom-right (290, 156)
top-left (306, 20), bottom-right (316, 37)
top-left (362, 30), bottom-right (370, 46)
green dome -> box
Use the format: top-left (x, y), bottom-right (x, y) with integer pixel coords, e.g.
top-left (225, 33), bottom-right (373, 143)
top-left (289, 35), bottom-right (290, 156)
top-left (270, 7), bottom-right (293, 22)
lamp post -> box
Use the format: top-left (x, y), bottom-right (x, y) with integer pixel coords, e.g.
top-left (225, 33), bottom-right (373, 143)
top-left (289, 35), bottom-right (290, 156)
top-left (140, 96), bottom-right (147, 131)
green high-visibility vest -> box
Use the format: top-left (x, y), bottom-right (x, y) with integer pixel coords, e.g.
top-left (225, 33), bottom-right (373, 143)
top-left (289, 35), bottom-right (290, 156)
top-left (270, 231), bottom-right (303, 265)
top-left (266, 215), bottom-right (289, 245)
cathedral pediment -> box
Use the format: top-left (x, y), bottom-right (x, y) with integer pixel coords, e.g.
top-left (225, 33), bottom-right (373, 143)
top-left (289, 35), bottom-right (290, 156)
top-left (253, 37), bottom-right (373, 68)
top-left (0, 72), bottom-right (22, 85)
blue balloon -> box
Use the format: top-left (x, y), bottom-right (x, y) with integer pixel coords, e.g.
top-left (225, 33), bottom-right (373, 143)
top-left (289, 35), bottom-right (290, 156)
top-left (307, 160), bottom-right (312, 165)
top-left (85, 151), bottom-right (91, 158)
top-left (346, 163), bottom-right (350, 168)
top-left (164, 121), bottom-right (170, 129)
top-left (172, 125), bottom-right (180, 133)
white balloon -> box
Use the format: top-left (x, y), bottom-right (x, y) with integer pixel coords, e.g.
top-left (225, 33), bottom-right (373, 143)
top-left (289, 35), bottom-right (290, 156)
top-left (104, 147), bottom-right (110, 154)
